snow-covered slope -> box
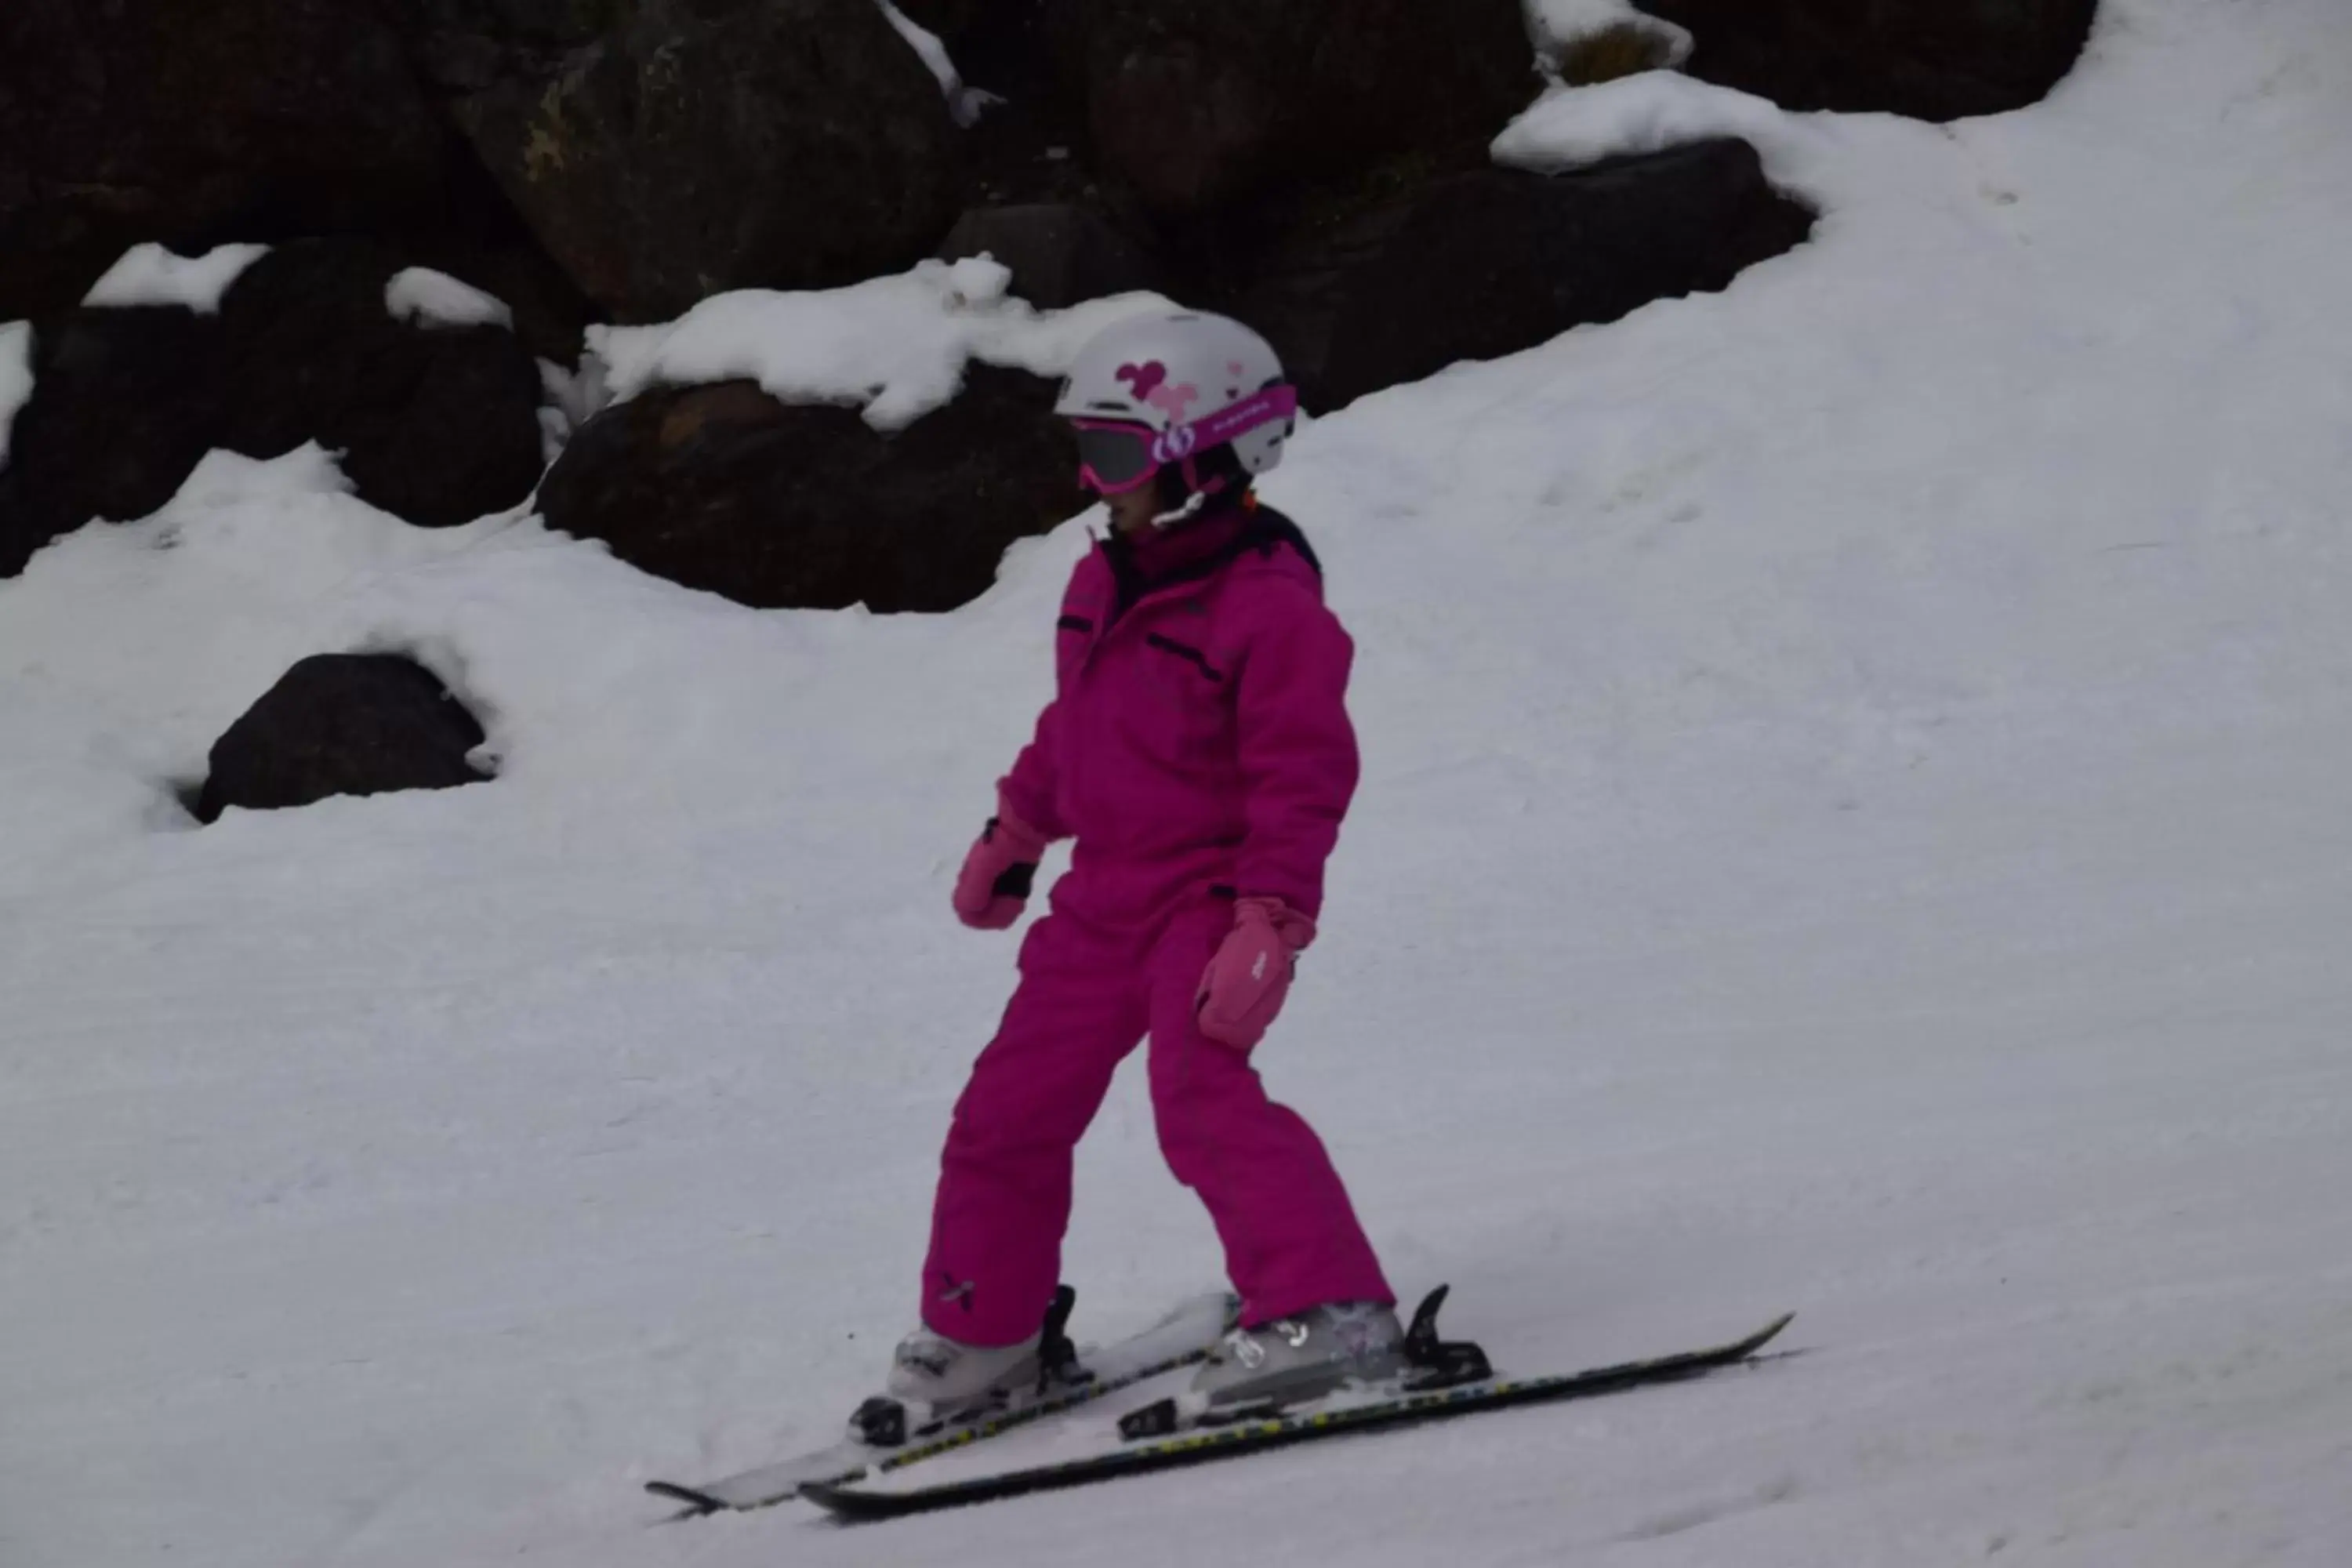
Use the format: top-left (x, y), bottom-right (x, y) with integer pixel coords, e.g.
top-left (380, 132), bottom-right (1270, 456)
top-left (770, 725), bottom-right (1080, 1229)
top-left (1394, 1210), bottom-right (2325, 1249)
top-left (5, 1), bottom-right (2351, 1564)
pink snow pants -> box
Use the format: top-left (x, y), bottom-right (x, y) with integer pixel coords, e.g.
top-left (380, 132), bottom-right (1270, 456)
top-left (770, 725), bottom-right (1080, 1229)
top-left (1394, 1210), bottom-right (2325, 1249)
top-left (920, 899), bottom-right (1393, 1346)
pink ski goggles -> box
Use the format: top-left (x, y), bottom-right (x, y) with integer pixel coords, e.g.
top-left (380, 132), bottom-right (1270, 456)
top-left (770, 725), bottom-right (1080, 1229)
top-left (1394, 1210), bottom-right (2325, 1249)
top-left (1070, 384), bottom-right (1299, 495)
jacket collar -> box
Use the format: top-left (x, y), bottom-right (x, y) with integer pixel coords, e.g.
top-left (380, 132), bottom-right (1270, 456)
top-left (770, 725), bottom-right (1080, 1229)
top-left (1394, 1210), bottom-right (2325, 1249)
top-left (1099, 496), bottom-right (1322, 622)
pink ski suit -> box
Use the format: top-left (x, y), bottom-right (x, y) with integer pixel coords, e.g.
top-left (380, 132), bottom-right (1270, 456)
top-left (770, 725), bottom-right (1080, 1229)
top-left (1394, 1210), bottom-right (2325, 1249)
top-left (920, 500), bottom-right (1395, 1345)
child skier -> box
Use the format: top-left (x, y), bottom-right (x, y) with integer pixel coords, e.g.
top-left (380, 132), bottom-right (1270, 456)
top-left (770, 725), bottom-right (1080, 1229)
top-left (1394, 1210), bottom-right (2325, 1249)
top-left (877, 310), bottom-right (1401, 1426)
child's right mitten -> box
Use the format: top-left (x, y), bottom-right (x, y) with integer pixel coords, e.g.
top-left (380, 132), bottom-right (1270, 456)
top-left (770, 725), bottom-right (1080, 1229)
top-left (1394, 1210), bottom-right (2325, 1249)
top-left (951, 800), bottom-right (1049, 929)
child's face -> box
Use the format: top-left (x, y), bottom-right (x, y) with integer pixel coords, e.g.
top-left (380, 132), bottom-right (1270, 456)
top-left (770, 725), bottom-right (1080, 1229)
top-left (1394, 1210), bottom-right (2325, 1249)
top-left (1104, 485), bottom-right (1162, 535)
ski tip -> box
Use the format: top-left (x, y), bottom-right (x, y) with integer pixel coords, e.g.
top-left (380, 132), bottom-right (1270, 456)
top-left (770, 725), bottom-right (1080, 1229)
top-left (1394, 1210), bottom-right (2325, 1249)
top-left (1738, 1312), bottom-right (1797, 1357)
top-left (645, 1479), bottom-right (727, 1515)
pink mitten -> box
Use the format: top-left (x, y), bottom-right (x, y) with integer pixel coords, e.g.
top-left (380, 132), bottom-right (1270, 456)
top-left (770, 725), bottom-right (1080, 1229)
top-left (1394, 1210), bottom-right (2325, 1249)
top-left (1195, 896), bottom-right (1319, 1050)
top-left (952, 803), bottom-right (1050, 929)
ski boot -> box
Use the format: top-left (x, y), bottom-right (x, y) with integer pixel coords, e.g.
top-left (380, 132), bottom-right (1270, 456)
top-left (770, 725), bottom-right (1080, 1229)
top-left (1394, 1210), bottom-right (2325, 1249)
top-left (1120, 1287), bottom-right (1492, 1438)
top-left (1186, 1299), bottom-right (1406, 1416)
top-left (849, 1285), bottom-right (1083, 1447)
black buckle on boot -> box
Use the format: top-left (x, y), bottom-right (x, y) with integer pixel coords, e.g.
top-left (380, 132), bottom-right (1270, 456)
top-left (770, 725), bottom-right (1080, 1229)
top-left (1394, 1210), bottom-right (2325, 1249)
top-left (1037, 1283), bottom-right (1092, 1393)
top-left (1400, 1285), bottom-right (1493, 1390)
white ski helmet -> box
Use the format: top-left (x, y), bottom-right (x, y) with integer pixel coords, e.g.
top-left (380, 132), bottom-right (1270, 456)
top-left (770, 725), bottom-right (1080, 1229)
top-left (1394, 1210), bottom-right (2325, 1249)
top-left (1054, 310), bottom-right (1298, 495)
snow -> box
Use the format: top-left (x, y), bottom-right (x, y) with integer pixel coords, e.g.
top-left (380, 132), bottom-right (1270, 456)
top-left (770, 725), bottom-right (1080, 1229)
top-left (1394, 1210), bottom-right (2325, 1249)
top-left (0, 319), bottom-right (31, 468)
top-left (386, 267), bottom-right (516, 332)
top-left (9, 0), bottom-right (2352, 1565)
top-left (588, 257), bottom-right (1170, 429)
top-left (1497, 71), bottom-right (1840, 182)
top-left (80, 241), bottom-right (272, 314)
top-left (873, 0), bottom-right (1000, 129)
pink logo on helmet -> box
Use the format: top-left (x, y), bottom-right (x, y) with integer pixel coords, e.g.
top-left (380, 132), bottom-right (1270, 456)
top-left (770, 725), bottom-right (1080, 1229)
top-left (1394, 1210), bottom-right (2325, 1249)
top-left (1115, 361), bottom-right (1166, 401)
top-left (1115, 360), bottom-right (1201, 422)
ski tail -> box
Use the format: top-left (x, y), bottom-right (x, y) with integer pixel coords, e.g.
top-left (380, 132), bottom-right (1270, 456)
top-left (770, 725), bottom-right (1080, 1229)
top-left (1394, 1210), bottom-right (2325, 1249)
top-left (645, 1288), bottom-right (1239, 1515)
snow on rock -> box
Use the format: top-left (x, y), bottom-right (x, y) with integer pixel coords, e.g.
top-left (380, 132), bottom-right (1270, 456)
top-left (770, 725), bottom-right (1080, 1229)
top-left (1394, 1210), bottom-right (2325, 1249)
top-left (873, 0), bottom-right (1000, 128)
top-left (1497, 71), bottom-right (1816, 176)
top-left (80, 241), bottom-right (273, 314)
top-left (0, 321), bottom-right (31, 469)
top-left (587, 256), bottom-right (1170, 430)
top-left (385, 267), bottom-right (516, 332)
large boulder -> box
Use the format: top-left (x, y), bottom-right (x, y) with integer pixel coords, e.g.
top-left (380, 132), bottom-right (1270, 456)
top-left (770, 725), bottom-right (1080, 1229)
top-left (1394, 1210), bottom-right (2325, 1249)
top-left (0, 241), bottom-right (550, 576)
top-left (193, 654), bottom-right (492, 824)
top-left (213, 241), bottom-right (547, 529)
top-left (428, 0), bottom-right (967, 323)
top-left (1040, 0), bottom-right (1541, 219)
top-left (1243, 141), bottom-right (1816, 412)
top-left (0, 0), bottom-right (485, 323)
top-left (538, 368), bottom-right (1086, 613)
top-left (0, 309), bottom-right (225, 576)
top-left (1634, 0), bottom-right (2100, 120)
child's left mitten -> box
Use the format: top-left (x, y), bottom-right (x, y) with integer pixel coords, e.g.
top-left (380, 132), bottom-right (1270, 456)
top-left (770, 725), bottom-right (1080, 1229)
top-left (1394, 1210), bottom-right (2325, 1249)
top-left (1195, 896), bottom-right (1317, 1050)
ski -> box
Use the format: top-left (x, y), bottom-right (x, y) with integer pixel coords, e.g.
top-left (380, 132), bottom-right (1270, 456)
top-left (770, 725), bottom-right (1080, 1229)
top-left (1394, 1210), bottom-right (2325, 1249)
top-left (645, 1287), bottom-right (1237, 1515)
top-left (800, 1301), bottom-right (1795, 1522)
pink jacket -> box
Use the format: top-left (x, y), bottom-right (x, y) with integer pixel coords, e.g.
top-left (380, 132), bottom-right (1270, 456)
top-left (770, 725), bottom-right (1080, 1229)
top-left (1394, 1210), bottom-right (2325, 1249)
top-left (999, 502), bottom-right (1359, 927)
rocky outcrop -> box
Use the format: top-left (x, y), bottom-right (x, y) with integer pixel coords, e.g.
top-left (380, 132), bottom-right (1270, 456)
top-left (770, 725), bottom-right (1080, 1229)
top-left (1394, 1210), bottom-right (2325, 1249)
top-left (538, 368), bottom-right (1086, 613)
top-left (1635, 0), bottom-right (2100, 121)
top-left (425, 0), bottom-right (966, 323)
top-left (0, 241), bottom-right (546, 576)
top-left (0, 309), bottom-right (225, 575)
top-left (1243, 142), bottom-right (1816, 412)
top-left (192, 654), bottom-right (492, 824)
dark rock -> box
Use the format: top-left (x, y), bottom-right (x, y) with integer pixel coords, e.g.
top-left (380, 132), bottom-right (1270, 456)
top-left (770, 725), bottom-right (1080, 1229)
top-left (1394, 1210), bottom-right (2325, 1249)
top-left (539, 367), bottom-right (1087, 613)
top-left (1040, 0), bottom-right (1541, 218)
top-left (936, 204), bottom-right (1172, 308)
top-left (194, 654), bottom-right (492, 824)
top-left (437, 0), bottom-right (966, 323)
top-left (1, 240), bottom-right (550, 577)
top-left (1241, 141), bottom-right (1815, 413)
top-left (403, 0), bottom-right (622, 93)
top-left (0, 309), bottom-right (225, 576)
top-left (0, 0), bottom-right (492, 323)
top-left (214, 241), bottom-right (547, 529)
top-left (940, 2), bottom-right (1100, 210)
top-left (1635, 0), bottom-right (2099, 120)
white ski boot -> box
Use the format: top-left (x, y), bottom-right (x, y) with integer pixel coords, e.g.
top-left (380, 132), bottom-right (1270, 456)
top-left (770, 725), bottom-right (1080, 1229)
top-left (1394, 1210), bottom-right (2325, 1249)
top-left (1188, 1300), bottom-right (1406, 1412)
top-left (849, 1286), bottom-right (1080, 1446)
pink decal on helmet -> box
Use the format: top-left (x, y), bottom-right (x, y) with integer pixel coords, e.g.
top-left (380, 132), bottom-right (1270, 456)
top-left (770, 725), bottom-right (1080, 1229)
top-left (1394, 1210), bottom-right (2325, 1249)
top-left (1116, 361), bottom-right (1167, 401)
top-left (1147, 382), bottom-right (1201, 421)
